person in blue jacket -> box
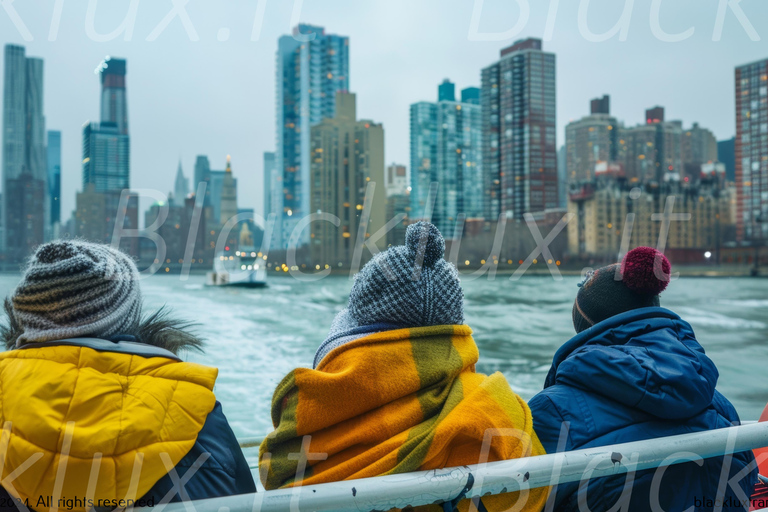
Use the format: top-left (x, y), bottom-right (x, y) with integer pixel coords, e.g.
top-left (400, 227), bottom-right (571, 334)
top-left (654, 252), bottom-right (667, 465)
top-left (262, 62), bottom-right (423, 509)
top-left (529, 247), bottom-right (757, 511)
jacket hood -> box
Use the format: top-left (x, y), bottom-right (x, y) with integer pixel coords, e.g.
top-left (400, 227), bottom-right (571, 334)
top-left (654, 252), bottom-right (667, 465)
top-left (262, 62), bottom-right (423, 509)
top-left (0, 340), bottom-right (217, 511)
top-left (544, 307), bottom-right (718, 420)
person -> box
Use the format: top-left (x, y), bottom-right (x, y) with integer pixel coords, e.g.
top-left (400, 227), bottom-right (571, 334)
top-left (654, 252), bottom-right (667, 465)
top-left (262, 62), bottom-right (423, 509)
top-left (259, 222), bottom-right (548, 511)
top-left (0, 241), bottom-right (255, 511)
top-left (528, 247), bottom-right (757, 511)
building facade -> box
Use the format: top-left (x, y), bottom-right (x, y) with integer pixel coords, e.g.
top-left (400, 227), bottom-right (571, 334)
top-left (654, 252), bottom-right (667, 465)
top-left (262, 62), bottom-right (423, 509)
top-left (620, 113), bottom-right (683, 184)
top-left (219, 156), bottom-right (238, 226)
top-left (718, 137), bottom-right (736, 182)
top-left (567, 176), bottom-right (733, 259)
top-left (2, 45), bottom-right (46, 263)
top-left (309, 92), bottom-right (386, 268)
top-left (682, 122), bottom-right (718, 180)
top-left (275, 24), bottom-right (350, 250)
top-left (565, 97), bottom-right (621, 183)
top-left (47, 130), bottom-right (62, 239)
top-left (735, 58), bottom-right (768, 241)
top-left (82, 58), bottom-right (130, 192)
top-left (410, 80), bottom-right (483, 238)
top-left (82, 122), bottom-right (130, 192)
top-left (481, 38), bottom-right (558, 221)
top-left (386, 163), bottom-right (408, 197)
top-left (75, 185), bottom-right (139, 256)
top-left (174, 160), bottom-right (189, 203)
top-left (263, 152), bottom-right (276, 218)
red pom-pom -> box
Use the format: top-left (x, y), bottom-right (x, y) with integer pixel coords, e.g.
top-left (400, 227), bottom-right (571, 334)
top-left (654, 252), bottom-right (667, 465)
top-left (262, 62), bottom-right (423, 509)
top-left (620, 247), bottom-right (671, 295)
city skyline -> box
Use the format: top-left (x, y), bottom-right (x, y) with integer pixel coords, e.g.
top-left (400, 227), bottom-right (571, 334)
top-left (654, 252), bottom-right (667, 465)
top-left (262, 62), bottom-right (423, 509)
top-left (0, 0), bottom-right (766, 225)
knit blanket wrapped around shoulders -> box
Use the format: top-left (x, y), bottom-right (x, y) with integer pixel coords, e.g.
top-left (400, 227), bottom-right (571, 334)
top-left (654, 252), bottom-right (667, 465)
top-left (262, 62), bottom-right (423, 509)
top-left (259, 325), bottom-right (548, 512)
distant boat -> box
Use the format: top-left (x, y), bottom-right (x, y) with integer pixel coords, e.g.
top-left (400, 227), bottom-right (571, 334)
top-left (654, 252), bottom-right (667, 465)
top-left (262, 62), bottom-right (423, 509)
top-left (206, 247), bottom-right (268, 288)
top-left (206, 222), bottom-right (267, 288)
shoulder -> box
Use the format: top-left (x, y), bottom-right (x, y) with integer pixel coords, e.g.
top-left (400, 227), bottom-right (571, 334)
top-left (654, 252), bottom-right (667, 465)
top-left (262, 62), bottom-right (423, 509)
top-left (529, 388), bottom-right (580, 453)
top-left (142, 401), bottom-right (256, 502)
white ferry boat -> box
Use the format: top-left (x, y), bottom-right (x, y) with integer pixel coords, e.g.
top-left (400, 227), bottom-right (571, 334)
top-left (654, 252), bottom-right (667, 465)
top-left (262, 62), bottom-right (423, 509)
top-left (206, 224), bottom-right (268, 288)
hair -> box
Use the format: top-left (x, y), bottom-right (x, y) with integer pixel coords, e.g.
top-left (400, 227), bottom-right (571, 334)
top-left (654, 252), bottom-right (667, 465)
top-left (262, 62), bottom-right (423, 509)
top-left (1, 299), bottom-right (204, 354)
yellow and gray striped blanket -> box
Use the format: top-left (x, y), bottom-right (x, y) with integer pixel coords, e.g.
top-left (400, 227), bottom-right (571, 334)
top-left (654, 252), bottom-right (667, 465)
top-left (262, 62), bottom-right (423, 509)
top-left (259, 325), bottom-right (548, 511)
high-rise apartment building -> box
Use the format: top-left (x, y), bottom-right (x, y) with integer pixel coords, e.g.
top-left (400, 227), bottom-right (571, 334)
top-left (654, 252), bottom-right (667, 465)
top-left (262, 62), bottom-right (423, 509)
top-left (82, 58), bottom-right (130, 192)
top-left (410, 80), bottom-right (484, 237)
top-left (682, 122), bottom-right (718, 179)
top-left (568, 177), bottom-right (733, 258)
top-left (481, 38), bottom-right (557, 221)
top-left (47, 130), bottom-right (62, 238)
top-left (2, 44), bottom-right (46, 263)
top-left (565, 97), bottom-right (621, 183)
top-left (275, 24), bottom-right (349, 249)
top-left (735, 58), bottom-right (768, 241)
top-left (310, 92), bottom-right (386, 267)
top-left (620, 108), bottom-right (683, 183)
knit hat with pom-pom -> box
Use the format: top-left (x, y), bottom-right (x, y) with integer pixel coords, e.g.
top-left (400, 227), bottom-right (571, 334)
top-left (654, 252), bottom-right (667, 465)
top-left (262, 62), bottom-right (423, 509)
top-left (313, 222), bottom-right (464, 368)
top-left (572, 247), bottom-right (671, 333)
top-left (347, 221), bottom-right (464, 328)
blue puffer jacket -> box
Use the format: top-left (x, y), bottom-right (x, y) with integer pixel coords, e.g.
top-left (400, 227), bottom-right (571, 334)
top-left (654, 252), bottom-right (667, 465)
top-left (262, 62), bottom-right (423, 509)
top-left (529, 307), bottom-right (757, 511)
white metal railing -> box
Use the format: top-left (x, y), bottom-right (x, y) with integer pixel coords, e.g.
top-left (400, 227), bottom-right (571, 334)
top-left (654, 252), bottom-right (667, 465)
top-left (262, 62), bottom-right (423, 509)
top-left (137, 422), bottom-right (768, 512)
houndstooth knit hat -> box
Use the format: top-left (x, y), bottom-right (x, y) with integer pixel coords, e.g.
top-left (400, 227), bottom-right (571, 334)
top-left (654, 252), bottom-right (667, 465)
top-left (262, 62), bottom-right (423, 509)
top-left (9, 240), bottom-right (142, 347)
top-left (347, 221), bottom-right (464, 328)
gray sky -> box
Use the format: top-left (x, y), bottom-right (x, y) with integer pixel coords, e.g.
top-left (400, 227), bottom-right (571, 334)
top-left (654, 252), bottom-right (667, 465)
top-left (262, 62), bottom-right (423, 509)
top-left (1, 0), bottom-right (766, 224)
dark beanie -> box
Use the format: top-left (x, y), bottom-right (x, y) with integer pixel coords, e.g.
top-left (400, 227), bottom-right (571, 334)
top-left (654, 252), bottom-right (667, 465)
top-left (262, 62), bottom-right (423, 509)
top-left (572, 247), bottom-right (671, 333)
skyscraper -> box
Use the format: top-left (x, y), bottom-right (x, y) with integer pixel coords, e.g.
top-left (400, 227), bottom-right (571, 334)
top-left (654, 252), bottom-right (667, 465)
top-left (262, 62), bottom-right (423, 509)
top-left (2, 44), bottom-right (47, 263)
top-left (100, 58), bottom-right (128, 135)
top-left (82, 58), bottom-right (130, 192)
top-left (220, 155), bottom-right (238, 226)
top-left (174, 160), bottom-right (189, 203)
top-left (77, 57), bottom-right (137, 255)
top-left (410, 81), bottom-right (484, 237)
top-left (565, 97), bottom-right (621, 183)
top-left (275, 24), bottom-right (349, 249)
top-left (481, 38), bottom-right (557, 221)
top-left (438, 79), bottom-right (456, 102)
top-left (47, 130), bottom-right (62, 237)
top-left (682, 122), bottom-right (718, 179)
top-left (263, 152), bottom-right (276, 218)
top-left (310, 92), bottom-right (386, 267)
top-left (735, 58), bottom-right (768, 241)
top-left (621, 107), bottom-right (683, 183)
top-left (718, 137), bottom-right (736, 182)
top-left (193, 155), bottom-right (211, 193)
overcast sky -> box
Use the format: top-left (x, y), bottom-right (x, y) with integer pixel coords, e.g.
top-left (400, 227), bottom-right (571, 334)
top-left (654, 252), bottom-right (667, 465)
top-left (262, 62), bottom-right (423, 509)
top-left (1, 0), bottom-right (766, 224)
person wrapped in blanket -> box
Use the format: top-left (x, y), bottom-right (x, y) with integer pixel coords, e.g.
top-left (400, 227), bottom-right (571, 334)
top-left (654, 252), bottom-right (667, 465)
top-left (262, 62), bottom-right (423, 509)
top-left (258, 222), bottom-right (548, 512)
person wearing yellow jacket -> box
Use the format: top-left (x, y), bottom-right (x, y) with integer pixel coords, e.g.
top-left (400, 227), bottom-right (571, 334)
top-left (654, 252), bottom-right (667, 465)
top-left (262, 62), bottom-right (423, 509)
top-left (0, 241), bottom-right (255, 511)
top-left (259, 222), bottom-right (548, 512)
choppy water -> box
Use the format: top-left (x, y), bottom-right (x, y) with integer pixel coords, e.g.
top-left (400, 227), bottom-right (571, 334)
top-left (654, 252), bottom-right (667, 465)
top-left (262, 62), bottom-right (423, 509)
top-left (1, 273), bottom-right (767, 441)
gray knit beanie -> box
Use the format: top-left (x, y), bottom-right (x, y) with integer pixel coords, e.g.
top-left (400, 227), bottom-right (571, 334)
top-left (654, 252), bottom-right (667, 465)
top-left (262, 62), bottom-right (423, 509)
top-left (348, 221), bottom-right (464, 327)
top-left (9, 240), bottom-right (142, 347)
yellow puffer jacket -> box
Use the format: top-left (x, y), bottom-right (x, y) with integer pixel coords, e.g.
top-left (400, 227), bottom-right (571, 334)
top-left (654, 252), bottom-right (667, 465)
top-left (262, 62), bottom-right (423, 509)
top-left (0, 341), bottom-right (217, 511)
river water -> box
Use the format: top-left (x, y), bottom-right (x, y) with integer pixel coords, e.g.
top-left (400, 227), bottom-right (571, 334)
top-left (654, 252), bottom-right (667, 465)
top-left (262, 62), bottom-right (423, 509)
top-left (0, 273), bottom-right (766, 443)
